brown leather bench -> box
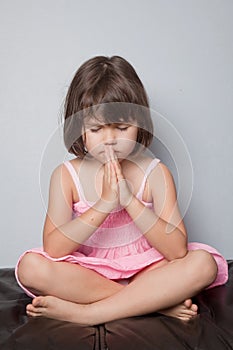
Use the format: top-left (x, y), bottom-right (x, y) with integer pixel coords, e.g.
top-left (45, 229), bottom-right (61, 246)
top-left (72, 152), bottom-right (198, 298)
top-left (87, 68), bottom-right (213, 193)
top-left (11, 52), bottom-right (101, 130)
top-left (1, 262), bottom-right (233, 349)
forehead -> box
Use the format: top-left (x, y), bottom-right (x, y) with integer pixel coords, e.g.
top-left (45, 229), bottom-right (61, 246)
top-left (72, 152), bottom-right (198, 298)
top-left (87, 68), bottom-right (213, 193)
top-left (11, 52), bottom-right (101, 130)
top-left (82, 102), bottom-right (141, 126)
top-left (84, 116), bottom-right (137, 127)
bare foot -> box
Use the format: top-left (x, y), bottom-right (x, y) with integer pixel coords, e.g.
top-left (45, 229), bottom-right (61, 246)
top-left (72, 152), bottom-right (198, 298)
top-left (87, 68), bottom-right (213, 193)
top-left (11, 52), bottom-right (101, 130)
top-left (26, 296), bottom-right (198, 325)
top-left (26, 296), bottom-right (90, 325)
top-left (159, 299), bottom-right (198, 321)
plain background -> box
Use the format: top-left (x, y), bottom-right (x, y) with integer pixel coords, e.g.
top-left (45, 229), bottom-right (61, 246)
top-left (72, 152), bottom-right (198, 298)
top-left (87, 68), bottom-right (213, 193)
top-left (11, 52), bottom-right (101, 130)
top-left (0, 0), bottom-right (232, 267)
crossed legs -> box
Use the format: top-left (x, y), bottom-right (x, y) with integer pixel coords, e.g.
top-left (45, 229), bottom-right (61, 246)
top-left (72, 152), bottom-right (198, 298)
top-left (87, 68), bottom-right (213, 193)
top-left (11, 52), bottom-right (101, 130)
top-left (17, 249), bottom-right (217, 325)
top-left (17, 252), bottom-right (124, 304)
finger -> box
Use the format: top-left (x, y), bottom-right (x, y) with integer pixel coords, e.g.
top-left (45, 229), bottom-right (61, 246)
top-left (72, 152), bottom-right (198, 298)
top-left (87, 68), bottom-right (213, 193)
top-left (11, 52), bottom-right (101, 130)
top-left (110, 161), bottom-right (117, 186)
top-left (105, 160), bottom-right (111, 183)
top-left (113, 158), bottom-right (124, 180)
top-left (104, 146), bottom-right (111, 163)
top-left (108, 145), bottom-right (116, 162)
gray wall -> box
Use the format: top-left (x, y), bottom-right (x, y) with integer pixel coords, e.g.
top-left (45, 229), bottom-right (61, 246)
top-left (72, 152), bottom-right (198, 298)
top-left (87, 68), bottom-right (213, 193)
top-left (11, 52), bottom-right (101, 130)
top-left (1, 0), bottom-right (232, 267)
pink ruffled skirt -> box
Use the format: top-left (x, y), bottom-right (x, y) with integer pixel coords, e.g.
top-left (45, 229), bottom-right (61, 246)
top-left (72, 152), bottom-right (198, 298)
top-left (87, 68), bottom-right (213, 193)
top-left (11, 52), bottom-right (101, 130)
top-left (15, 237), bottom-right (229, 299)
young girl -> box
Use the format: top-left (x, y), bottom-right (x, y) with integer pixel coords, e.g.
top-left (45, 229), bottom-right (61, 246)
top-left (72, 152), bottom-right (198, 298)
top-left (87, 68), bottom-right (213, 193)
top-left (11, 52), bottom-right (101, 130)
top-left (16, 56), bottom-right (228, 325)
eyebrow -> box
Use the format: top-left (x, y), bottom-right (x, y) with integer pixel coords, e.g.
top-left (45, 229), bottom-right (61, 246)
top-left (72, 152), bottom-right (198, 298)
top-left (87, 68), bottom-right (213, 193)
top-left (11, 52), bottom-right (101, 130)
top-left (84, 122), bottom-right (130, 128)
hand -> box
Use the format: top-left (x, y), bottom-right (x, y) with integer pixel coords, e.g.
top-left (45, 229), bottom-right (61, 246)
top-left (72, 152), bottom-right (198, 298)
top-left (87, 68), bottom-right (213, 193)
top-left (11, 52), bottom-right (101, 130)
top-left (100, 148), bottom-right (119, 211)
top-left (113, 157), bottom-right (134, 208)
top-left (105, 146), bottom-right (133, 208)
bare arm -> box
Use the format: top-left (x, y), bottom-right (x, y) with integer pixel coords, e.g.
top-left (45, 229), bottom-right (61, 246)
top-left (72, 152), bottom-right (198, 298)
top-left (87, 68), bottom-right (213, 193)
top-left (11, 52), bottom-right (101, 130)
top-left (115, 161), bottom-right (187, 261)
top-left (43, 162), bottom-right (116, 258)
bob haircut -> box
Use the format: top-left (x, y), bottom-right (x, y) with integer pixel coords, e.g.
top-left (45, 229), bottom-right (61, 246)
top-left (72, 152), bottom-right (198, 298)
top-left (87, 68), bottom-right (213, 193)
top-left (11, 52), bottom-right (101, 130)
top-left (63, 55), bottom-right (154, 158)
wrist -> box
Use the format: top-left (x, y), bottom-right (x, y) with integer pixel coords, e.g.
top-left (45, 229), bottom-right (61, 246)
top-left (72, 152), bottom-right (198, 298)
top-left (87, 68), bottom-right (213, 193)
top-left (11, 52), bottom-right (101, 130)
top-left (124, 196), bottom-right (138, 216)
top-left (118, 179), bottom-right (134, 208)
top-left (122, 193), bottom-right (134, 209)
top-left (94, 199), bottom-right (115, 214)
top-left (125, 196), bottom-right (157, 230)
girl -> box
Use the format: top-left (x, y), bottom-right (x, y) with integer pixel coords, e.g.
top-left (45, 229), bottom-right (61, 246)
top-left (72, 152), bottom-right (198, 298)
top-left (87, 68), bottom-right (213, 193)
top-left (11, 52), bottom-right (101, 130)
top-left (16, 56), bottom-right (228, 325)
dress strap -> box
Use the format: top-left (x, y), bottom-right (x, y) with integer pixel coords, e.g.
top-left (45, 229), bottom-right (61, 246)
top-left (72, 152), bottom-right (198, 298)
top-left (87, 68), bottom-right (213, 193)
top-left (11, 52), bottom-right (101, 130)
top-left (136, 158), bottom-right (160, 200)
top-left (63, 161), bottom-right (86, 202)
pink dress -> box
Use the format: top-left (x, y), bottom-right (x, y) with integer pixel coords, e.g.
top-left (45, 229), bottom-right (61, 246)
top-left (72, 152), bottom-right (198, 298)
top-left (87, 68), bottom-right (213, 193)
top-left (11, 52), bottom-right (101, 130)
top-left (15, 158), bottom-right (228, 298)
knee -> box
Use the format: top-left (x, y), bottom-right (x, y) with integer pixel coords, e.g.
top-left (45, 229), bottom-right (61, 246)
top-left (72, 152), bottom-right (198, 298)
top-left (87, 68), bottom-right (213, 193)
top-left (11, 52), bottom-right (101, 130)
top-left (17, 253), bottom-right (49, 288)
top-left (190, 250), bottom-right (218, 288)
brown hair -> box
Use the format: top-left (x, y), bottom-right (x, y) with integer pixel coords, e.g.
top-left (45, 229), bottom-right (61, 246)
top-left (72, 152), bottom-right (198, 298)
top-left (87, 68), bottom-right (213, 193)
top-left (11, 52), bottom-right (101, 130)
top-left (63, 56), bottom-right (153, 158)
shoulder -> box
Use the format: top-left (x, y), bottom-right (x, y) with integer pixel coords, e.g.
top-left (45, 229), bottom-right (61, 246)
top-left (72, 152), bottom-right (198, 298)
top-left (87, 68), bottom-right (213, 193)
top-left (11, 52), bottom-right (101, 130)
top-left (133, 154), bottom-right (170, 176)
top-left (50, 159), bottom-right (82, 202)
top-left (136, 156), bottom-right (167, 177)
top-left (151, 161), bottom-right (173, 178)
top-left (49, 163), bottom-right (72, 193)
top-left (51, 158), bottom-right (82, 179)
top-left (149, 161), bottom-right (177, 195)
top-left (130, 154), bottom-right (159, 171)
top-left (50, 162), bottom-right (69, 182)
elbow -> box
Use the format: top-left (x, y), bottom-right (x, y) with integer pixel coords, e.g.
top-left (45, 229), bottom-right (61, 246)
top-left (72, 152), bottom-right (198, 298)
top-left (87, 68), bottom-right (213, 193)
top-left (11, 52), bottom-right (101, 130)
top-left (43, 240), bottom-right (66, 259)
top-left (43, 244), bottom-right (61, 259)
top-left (171, 235), bottom-right (188, 260)
top-left (166, 246), bottom-right (188, 261)
top-left (43, 247), bottom-right (70, 259)
top-left (174, 247), bottom-right (188, 259)
top-left (43, 236), bottom-right (80, 259)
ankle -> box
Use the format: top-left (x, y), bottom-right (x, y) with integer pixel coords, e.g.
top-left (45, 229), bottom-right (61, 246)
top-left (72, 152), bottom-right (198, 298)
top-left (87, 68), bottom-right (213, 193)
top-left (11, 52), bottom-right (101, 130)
top-left (79, 303), bottom-right (98, 326)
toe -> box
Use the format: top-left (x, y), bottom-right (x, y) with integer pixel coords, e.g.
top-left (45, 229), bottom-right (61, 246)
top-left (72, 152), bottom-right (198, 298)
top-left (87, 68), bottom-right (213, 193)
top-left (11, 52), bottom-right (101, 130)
top-left (181, 309), bottom-right (197, 317)
top-left (27, 309), bottom-right (42, 317)
top-left (190, 304), bottom-right (198, 313)
top-left (27, 301), bottom-right (47, 315)
top-left (32, 296), bottom-right (46, 307)
top-left (27, 304), bottom-right (40, 313)
top-left (183, 299), bottom-right (192, 308)
top-left (180, 315), bottom-right (193, 322)
top-left (26, 305), bottom-right (43, 317)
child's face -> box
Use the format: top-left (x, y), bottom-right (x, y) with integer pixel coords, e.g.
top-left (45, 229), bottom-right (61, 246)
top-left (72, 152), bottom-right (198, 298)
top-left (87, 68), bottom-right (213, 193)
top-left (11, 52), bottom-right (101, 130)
top-left (83, 118), bottom-right (138, 162)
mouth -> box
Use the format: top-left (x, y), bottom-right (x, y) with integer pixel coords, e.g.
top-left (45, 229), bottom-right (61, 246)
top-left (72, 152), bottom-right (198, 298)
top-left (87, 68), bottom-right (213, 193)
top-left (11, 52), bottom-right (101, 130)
top-left (99, 149), bottom-right (119, 154)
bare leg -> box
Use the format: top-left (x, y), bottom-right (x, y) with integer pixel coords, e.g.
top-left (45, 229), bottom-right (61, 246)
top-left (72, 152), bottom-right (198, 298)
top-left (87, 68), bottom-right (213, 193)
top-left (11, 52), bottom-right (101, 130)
top-left (26, 250), bottom-right (218, 324)
top-left (129, 258), bottom-right (198, 320)
top-left (18, 253), bottom-right (123, 304)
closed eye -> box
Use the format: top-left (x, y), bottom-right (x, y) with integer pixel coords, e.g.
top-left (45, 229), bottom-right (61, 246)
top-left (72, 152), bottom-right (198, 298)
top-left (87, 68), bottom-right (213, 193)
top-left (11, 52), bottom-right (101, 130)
top-left (117, 126), bottom-right (129, 131)
top-left (90, 127), bottom-right (102, 133)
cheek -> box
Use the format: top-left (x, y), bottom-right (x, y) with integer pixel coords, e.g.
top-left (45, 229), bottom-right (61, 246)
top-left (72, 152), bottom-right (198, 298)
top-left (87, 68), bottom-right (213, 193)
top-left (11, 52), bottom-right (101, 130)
top-left (85, 132), bottom-right (99, 148)
top-left (128, 127), bottom-right (138, 142)
top-left (118, 139), bottom-right (137, 154)
top-left (84, 133), bottom-right (103, 159)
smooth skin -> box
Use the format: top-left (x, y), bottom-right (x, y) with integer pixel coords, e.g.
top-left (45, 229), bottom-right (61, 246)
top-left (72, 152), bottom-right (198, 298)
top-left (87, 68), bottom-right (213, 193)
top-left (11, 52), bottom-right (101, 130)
top-left (18, 122), bottom-right (218, 325)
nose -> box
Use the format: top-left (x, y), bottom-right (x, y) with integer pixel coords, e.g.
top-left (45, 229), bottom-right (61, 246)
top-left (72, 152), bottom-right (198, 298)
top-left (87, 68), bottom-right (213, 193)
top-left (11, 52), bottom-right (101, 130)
top-left (103, 127), bottom-right (117, 146)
